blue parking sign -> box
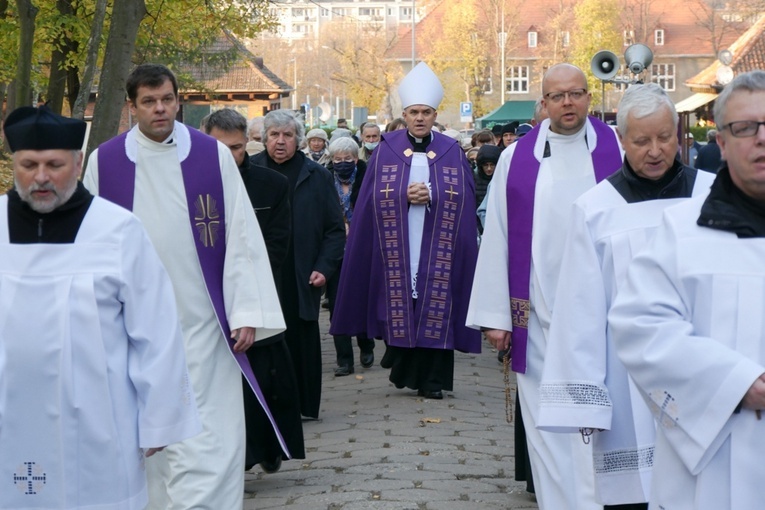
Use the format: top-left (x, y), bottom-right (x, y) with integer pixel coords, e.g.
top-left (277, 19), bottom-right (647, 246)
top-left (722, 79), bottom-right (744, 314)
top-left (460, 102), bottom-right (473, 122)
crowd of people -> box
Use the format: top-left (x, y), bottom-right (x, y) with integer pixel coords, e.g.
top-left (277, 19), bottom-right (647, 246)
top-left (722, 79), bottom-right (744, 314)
top-left (1, 59), bottom-right (762, 510)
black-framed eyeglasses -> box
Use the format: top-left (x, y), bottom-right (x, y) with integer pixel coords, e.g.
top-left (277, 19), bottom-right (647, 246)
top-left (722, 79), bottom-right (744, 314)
top-left (544, 88), bottom-right (588, 104)
top-left (723, 120), bottom-right (765, 138)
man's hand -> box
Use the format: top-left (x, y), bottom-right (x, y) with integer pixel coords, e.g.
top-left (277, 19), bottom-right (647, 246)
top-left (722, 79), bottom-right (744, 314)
top-left (145, 447), bottom-right (165, 457)
top-left (231, 326), bottom-right (256, 352)
top-left (742, 373), bottom-right (765, 414)
top-left (407, 182), bottom-right (429, 205)
top-left (484, 329), bottom-right (511, 351)
top-left (309, 271), bottom-right (326, 287)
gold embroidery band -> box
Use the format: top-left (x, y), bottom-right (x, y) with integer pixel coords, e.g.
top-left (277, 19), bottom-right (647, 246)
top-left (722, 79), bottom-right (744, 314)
top-left (510, 298), bottom-right (530, 329)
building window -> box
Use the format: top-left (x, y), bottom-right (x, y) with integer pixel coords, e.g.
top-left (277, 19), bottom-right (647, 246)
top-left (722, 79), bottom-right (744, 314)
top-left (561, 31), bottom-right (570, 47)
top-left (292, 8), bottom-right (304, 17)
top-left (321, 8), bottom-right (330, 17)
top-left (655, 29), bottom-right (664, 45)
top-left (651, 63), bottom-right (675, 91)
top-left (507, 66), bottom-right (529, 93)
top-left (624, 29), bottom-right (635, 46)
top-left (528, 31), bottom-right (537, 48)
top-left (387, 7), bottom-right (393, 16)
top-left (400, 6), bottom-right (412, 17)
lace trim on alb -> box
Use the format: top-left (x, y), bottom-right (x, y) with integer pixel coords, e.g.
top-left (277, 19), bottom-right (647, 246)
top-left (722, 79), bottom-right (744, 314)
top-left (539, 382), bottom-right (611, 407)
top-left (594, 445), bottom-right (654, 474)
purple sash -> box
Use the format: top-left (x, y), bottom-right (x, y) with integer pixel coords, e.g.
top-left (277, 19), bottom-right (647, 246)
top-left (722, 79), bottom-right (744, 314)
top-left (98, 127), bottom-right (290, 457)
top-left (506, 117), bottom-right (621, 373)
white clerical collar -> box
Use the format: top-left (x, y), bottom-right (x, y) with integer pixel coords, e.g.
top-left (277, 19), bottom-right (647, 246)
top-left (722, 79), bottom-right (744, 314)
top-left (127, 122), bottom-right (191, 163)
top-left (547, 122), bottom-right (587, 142)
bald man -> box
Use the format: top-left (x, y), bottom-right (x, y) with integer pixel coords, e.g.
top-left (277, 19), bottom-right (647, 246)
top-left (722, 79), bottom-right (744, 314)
top-left (467, 64), bottom-right (623, 509)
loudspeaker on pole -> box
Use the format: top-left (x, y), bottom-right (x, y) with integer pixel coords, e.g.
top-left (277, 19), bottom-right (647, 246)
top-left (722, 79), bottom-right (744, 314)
top-left (624, 43), bottom-right (653, 75)
top-left (591, 50), bottom-right (620, 81)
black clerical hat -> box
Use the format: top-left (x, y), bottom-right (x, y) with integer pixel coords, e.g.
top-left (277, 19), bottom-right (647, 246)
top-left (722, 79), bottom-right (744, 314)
top-left (4, 105), bottom-right (86, 152)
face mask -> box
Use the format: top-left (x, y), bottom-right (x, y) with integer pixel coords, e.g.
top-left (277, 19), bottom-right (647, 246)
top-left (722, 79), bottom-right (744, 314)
top-left (333, 161), bottom-right (356, 179)
top-left (364, 141), bottom-right (379, 151)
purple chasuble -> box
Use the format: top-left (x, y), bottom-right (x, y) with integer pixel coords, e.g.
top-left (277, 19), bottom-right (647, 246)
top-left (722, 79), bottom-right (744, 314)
top-left (97, 127), bottom-right (290, 457)
top-left (506, 116), bottom-right (622, 373)
top-left (330, 130), bottom-right (481, 353)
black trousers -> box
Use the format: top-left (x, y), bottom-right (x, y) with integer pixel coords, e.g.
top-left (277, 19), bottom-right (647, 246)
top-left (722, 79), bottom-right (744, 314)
top-left (333, 334), bottom-right (375, 367)
top-left (326, 257), bottom-right (375, 367)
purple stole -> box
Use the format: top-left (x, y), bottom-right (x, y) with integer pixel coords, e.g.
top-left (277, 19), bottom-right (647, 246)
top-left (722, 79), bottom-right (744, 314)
top-left (372, 131), bottom-right (468, 349)
top-left (506, 117), bottom-right (621, 373)
top-left (97, 127), bottom-right (290, 457)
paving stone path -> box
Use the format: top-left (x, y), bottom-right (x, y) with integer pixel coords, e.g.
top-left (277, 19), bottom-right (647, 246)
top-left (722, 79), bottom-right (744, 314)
top-left (243, 310), bottom-right (539, 509)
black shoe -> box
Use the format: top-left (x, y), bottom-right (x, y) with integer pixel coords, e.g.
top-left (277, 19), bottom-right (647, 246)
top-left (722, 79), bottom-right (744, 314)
top-left (360, 351), bottom-right (374, 368)
top-left (417, 389), bottom-right (443, 399)
top-left (321, 297), bottom-right (329, 309)
top-left (259, 456), bottom-right (282, 474)
top-left (334, 365), bottom-right (354, 376)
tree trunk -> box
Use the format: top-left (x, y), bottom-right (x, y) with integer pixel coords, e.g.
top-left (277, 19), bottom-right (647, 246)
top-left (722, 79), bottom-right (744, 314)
top-left (12, 0), bottom-right (39, 112)
top-left (0, 81), bottom-right (9, 153)
top-left (85, 0), bottom-right (146, 162)
top-left (46, 0), bottom-right (76, 114)
top-left (66, 67), bottom-right (80, 113)
top-left (72, 0), bottom-right (108, 119)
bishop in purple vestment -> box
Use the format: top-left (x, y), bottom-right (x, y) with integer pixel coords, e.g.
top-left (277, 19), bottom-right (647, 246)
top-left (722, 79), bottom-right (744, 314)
top-left (330, 63), bottom-right (481, 400)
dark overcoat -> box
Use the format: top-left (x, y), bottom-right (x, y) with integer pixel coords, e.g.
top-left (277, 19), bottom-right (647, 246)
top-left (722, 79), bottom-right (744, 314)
top-left (253, 150), bottom-right (346, 321)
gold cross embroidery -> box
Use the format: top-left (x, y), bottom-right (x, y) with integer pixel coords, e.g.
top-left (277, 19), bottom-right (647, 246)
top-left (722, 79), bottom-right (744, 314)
top-left (380, 183), bottom-right (394, 199)
top-left (194, 194), bottom-right (221, 248)
top-left (446, 185), bottom-right (459, 200)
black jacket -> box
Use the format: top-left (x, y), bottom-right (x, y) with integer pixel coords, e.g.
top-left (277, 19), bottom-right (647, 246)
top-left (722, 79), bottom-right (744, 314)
top-left (325, 158), bottom-right (367, 208)
top-left (607, 157), bottom-right (698, 204)
top-left (238, 153), bottom-right (291, 275)
top-left (695, 140), bottom-right (722, 174)
top-left (253, 150), bottom-right (346, 321)
top-left (8, 182), bottom-right (93, 243)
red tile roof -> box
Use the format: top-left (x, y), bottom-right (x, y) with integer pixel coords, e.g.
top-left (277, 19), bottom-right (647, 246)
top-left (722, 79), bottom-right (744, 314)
top-left (386, 0), bottom-right (751, 62)
top-left (181, 32), bottom-right (292, 94)
top-left (686, 14), bottom-right (765, 92)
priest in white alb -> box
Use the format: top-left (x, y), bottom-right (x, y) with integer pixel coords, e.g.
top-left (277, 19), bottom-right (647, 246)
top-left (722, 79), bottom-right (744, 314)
top-left (467, 63), bottom-right (622, 509)
top-left (84, 64), bottom-right (286, 509)
top-left (609, 71), bottom-right (765, 510)
top-left (536, 83), bottom-right (715, 509)
top-left (0, 106), bottom-right (201, 510)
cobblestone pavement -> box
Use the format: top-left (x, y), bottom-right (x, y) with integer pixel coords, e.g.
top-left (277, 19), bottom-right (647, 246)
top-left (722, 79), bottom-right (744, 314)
top-left (243, 309), bottom-right (539, 509)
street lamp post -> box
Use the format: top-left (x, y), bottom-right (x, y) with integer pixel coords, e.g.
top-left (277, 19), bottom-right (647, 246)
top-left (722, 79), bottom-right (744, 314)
top-left (499, 0), bottom-right (506, 105)
top-left (290, 58), bottom-right (298, 111)
top-left (411, 0), bottom-right (416, 68)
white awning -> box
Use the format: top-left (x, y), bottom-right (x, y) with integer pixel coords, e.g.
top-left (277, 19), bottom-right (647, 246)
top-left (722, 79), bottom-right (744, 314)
top-left (675, 93), bottom-right (717, 113)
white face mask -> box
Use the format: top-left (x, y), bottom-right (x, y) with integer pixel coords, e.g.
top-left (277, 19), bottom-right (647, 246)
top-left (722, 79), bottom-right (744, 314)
top-left (364, 141), bottom-right (379, 151)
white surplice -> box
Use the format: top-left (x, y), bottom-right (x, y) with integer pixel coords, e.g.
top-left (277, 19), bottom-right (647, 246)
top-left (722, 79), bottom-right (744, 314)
top-left (84, 123), bottom-right (285, 510)
top-left (467, 118), bottom-right (616, 510)
top-left (609, 194), bottom-right (765, 510)
top-left (537, 171), bottom-right (714, 505)
top-left (0, 196), bottom-right (201, 510)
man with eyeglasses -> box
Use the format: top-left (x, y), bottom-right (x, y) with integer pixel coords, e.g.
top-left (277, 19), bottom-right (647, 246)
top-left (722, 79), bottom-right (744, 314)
top-left (537, 83), bottom-right (715, 510)
top-left (608, 69), bottom-right (765, 510)
top-left (467, 63), bottom-right (622, 509)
